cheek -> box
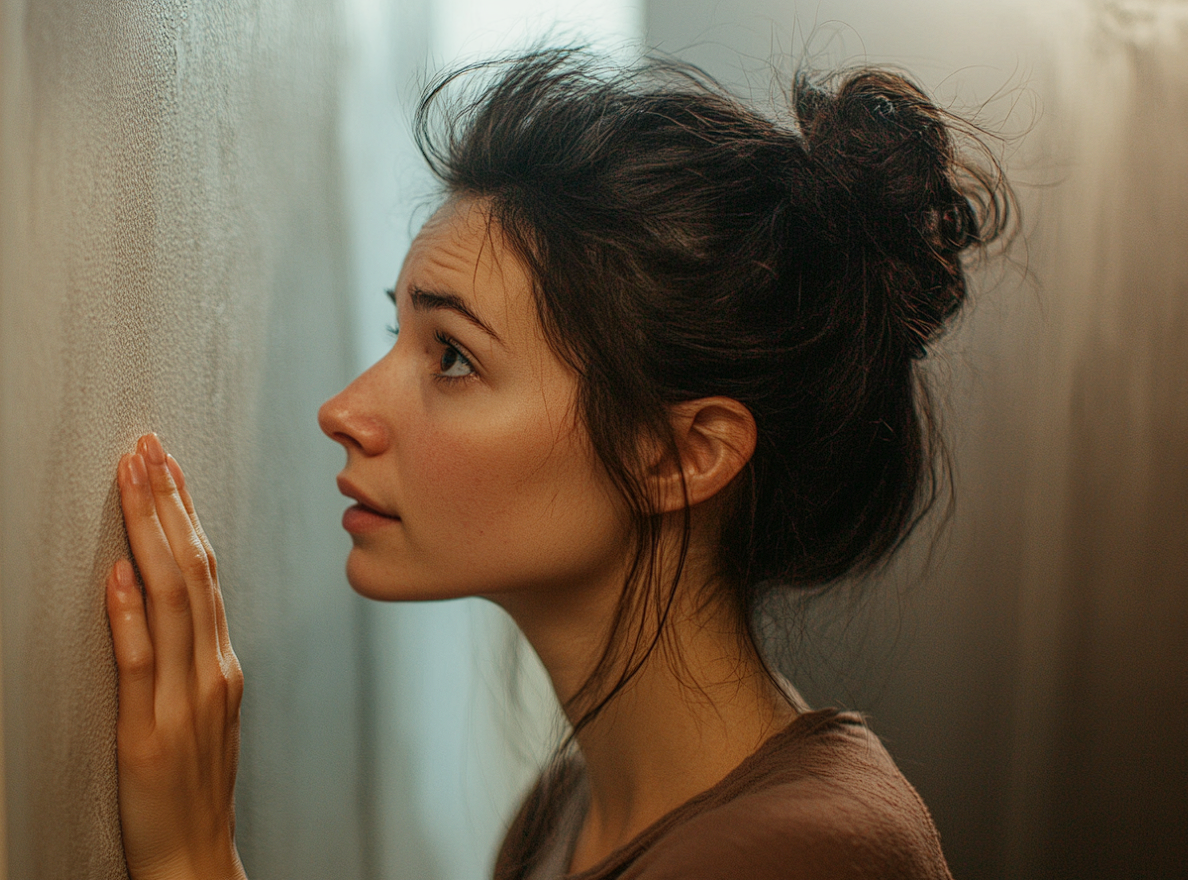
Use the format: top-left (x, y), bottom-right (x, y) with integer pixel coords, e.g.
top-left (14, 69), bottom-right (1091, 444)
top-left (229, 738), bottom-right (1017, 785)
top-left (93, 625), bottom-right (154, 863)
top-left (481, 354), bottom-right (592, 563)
top-left (399, 401), bottom-right (628, 589)
top-left (407, 429), bottom-right (517, 528)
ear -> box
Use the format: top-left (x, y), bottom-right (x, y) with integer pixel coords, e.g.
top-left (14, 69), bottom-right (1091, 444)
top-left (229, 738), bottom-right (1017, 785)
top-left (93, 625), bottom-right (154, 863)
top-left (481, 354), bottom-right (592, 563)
top-left (649, 397), bottom-right (757, 514)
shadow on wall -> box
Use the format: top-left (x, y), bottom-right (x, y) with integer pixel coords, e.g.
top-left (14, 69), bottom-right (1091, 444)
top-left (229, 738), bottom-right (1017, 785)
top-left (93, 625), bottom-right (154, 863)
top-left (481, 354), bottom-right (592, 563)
top-left (1043, 17), bottom-right (1188, 873)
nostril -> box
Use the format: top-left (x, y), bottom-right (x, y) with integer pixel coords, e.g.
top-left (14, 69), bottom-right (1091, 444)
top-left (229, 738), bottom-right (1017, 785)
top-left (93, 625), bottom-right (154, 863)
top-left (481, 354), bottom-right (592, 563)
top-left (328, 430), bottom-right (358, 449)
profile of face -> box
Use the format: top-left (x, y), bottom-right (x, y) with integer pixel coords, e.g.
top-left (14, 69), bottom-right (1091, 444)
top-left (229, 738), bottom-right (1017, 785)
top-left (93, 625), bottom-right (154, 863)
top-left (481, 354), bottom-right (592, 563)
top-left (318, 199), bottom-right (631, 612)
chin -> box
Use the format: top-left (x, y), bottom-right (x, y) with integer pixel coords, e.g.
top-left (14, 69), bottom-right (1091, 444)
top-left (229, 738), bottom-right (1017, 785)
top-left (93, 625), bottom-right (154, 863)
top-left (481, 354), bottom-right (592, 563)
top-left (345, 548), bottom-right (402, 601)
top-left (344, 547), bottom-right (465, 602)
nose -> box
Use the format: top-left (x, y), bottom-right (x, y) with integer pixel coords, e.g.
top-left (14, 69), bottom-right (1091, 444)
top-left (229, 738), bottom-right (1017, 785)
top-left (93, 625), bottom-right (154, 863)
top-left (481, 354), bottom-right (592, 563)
top-left (317, 369), bottom-right (390, 456)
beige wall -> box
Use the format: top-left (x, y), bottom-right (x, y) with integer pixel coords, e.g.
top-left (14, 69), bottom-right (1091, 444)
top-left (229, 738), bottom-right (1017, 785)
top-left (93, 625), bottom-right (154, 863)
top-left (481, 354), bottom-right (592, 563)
top-left (1, 2), bottom-right (635, 877)
top-left (0, 1), bottom-right (380, 877)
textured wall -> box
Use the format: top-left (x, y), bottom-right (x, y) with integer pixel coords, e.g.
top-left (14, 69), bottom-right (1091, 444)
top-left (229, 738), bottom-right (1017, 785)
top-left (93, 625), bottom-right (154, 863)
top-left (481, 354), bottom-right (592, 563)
top-left (2, 2), bottom-right (647, 878)
top-left (0, 1), bottom-right (376, 877)
top-left (645, 1), bottom-right (1188, 878)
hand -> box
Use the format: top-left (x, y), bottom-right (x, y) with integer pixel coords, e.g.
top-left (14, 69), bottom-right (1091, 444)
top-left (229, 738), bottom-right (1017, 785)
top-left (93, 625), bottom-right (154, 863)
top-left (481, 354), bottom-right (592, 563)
top-left (106, 433), bottom-right (247, 880)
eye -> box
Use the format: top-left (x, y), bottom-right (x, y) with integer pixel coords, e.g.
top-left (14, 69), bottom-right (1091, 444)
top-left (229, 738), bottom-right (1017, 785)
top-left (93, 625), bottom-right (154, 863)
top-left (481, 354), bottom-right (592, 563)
top-left (434, 331), bottom-right (475, 381)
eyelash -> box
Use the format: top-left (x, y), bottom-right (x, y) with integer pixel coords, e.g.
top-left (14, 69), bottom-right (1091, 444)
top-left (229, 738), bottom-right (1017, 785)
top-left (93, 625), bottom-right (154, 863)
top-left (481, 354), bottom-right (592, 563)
top-left (384, 290), bottom-right (476, 384)
top-left (387, 324), bottom-right (476, 383)
top-left (432, 331), bottom-right (477, 384)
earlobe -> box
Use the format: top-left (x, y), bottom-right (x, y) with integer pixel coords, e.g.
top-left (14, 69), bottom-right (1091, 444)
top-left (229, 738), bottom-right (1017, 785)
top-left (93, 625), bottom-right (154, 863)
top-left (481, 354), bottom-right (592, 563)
top-left (651, 398), bottom-right (757, 513)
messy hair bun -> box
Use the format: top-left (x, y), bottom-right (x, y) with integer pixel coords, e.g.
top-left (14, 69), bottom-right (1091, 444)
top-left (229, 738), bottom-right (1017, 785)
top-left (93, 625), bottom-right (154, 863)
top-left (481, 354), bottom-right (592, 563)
top-left (792, 70), bottom-right (988, 359)
top-left (416, 47), bottom-right (1012, 724)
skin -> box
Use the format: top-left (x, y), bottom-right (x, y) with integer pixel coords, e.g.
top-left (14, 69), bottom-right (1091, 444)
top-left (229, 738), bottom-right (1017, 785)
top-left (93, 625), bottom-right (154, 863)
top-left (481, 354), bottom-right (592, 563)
top-left (107, 434), bottom-right (245, 880)
top-left (107, 198), bottom-right (795, 880)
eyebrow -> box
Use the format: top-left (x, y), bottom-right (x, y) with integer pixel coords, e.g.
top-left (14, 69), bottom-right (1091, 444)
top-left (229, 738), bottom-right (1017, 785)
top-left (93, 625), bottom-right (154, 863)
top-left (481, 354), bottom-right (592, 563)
top-left (388, 286), bottom-right (504, 347)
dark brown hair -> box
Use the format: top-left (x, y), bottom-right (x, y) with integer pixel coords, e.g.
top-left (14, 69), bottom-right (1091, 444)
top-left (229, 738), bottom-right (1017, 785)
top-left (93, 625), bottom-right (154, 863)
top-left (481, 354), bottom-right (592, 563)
top-left (414, 47), bottom-right (1011, 733)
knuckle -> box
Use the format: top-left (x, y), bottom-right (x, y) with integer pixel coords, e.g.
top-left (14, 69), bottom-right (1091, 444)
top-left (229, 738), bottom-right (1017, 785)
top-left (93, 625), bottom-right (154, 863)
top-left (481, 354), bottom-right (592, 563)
top-left (226, 658), bottom-right (244, 689)
top-left (111, 585), bottom-right (143, 614)
top-left (201, 672), bottom-right (229, 704)
top-left (118, 737), bottom-right (167, 774)
top-left (193, 519), bottom-right (211, 546)
top-left (226, 660), bottom-right (245, 705)
top-left (119, 649), bottom-right (154, 680)
top-left (196, 667), bottom-right (243, 718)
top-left (179, 542), bottom-right (211, 581)
top-left (190, 522), bottom-right (218, 568)
top-left (157, 580), bottom-right (190, 613)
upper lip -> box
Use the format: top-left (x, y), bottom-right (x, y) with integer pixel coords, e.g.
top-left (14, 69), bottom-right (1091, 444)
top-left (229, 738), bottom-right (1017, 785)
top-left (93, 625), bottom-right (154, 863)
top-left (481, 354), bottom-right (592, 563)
top-left (336, 475), bottom-right (400, 518)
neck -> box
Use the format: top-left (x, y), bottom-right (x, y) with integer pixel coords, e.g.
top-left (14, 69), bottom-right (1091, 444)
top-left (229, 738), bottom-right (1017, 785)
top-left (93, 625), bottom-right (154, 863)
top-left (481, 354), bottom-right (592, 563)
top-left (495, 552), bottom-right (798, 872)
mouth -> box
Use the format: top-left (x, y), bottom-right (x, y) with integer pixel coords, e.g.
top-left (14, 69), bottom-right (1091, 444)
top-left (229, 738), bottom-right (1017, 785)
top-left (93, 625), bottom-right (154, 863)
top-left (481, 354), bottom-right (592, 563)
top-left (336, 476), bottom-right (401, 534)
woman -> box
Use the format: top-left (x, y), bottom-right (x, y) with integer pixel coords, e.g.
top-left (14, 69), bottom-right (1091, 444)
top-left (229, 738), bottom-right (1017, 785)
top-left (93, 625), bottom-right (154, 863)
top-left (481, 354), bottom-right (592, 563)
top-left (106, 49), bottom-right (1009, 880)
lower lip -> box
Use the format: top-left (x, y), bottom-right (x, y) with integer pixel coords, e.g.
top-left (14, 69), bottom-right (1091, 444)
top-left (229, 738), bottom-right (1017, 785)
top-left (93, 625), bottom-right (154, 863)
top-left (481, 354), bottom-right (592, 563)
top-left (342, 503), bottom-right (400, 534)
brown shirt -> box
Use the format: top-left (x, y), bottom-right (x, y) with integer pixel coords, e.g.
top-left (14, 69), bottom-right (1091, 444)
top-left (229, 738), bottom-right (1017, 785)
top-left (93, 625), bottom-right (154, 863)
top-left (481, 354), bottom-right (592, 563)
top-left (494, 709), bottom-right (954, 880)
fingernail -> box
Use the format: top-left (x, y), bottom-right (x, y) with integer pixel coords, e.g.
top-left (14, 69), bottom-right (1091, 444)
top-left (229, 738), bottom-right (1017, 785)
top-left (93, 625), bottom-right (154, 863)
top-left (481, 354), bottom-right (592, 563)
top-left (166, 453), bottom-right (186, 488)
top-left (129, 452), bottom-right (148, 486)
top-left (145, 433), bottom-right (166, 466)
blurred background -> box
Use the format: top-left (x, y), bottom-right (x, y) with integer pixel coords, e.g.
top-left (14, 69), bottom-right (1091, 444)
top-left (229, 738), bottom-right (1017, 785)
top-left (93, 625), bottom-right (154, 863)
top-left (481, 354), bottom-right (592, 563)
top-left (2, 1), bottom-right (1185, 878)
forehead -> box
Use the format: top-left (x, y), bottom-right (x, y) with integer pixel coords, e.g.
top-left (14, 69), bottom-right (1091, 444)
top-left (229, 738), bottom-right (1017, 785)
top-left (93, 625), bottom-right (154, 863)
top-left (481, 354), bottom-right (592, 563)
top-left (399, 199), bottom-right (535, 329)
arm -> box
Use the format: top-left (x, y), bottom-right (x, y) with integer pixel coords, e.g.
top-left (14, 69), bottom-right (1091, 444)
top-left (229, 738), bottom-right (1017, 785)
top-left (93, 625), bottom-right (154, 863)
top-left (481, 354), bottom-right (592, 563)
top-left (105, 433), bottom-right (247, 880)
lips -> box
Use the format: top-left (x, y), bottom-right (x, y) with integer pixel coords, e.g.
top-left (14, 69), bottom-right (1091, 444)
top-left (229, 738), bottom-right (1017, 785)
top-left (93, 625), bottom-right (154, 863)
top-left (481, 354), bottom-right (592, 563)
top-left (336, 475), bottom-right (400, 520)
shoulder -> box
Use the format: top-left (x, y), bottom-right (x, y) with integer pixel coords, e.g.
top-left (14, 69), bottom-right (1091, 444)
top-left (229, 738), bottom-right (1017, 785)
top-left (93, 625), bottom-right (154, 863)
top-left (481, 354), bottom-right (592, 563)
top-left (615, 712), bottom-right (953, 880)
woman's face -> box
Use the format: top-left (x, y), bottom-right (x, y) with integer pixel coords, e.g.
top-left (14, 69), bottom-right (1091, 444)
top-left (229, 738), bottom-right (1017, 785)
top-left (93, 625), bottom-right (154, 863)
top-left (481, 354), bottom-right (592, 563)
top-left (318, 199), bottom-right (630, 607)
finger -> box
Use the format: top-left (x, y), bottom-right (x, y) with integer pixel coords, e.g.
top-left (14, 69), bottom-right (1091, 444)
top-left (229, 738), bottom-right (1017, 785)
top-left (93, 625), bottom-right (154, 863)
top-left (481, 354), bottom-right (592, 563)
top-left (139, 435), bottom-right (222, 677)
top-left (166, 454), bottom-right (215, 565)
top-left (106, 559), bottom-right (155, 733)
top-left (166, 453), bottom-right (230, 656)
top-left (119, 450), bottom-right (195, 696)
top-left (165, 453), bottom-right (241, 713)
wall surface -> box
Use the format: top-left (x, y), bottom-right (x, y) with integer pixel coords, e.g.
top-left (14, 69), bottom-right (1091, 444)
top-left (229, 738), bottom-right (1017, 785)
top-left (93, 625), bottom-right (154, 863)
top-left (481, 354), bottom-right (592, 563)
top-left (0, 1), bottom-right (376, 877)
top-left (644, 1), bottom-right (1188, 877)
